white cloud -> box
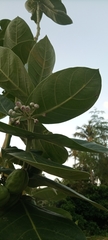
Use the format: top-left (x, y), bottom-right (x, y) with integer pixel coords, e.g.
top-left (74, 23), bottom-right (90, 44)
top-left (103, 101), bottom-right (108, 109)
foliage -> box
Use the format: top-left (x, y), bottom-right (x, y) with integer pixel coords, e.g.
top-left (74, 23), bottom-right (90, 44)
top-left (55, 184), bottom-right (108, 236)
top-left (72, 109), bottom-right (108, 184)
top-left (0, 1), bottom-right (108, 239)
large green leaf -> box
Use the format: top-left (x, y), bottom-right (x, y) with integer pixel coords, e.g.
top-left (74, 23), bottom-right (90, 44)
top-left (12, 40), bottom-right (35, 64)
top-left (0, 122), bottom-right (108, 154)
top-left (40, 0), bottom-right (72, 25)
top-left (27, 175), bottom-right (108, 212)
top-left (0, 196), bottom-right (86, 240)
top-left (4, 17), bottom-right (34, 49)
top-left (26, 67), bottom-right (101, 124)
top-left (8, 150), bottom-right (89, 180)
top-left (0, 94), bottom-right (14, 117)
top-left (28, 36), bottom-right (55, 86)
top-left (0, 47), bottom-right (34, 102)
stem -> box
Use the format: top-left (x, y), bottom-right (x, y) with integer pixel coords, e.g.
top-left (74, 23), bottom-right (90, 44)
top-left (26, 118), bottom-right (34, 151)
top-left (34, 2), bottom-right (41, 42)
top-left (2, 118), bottom-right (12, 149)
top-left (23, 118), bottom-right (34, 169)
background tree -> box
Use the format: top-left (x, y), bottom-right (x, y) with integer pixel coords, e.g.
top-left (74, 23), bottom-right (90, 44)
top-left (72, 108), bottom-right (108, 184)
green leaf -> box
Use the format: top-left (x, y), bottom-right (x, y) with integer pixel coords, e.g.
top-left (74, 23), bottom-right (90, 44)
top-left (32, 187), bottom-right (66, 201)
top-left (8, 149), bottom-right (89, 180)
top-left (46, 206), bottom-right (72, 220)
top-left (0, 122), bottom-right (108, 154)
top-left (4, 17), bottom-right (34, 49)
top-left (0, 47), bottom-right (34, 102)
top-left (12, 40), bottom-right (35, 64)
top-left (31, 9), bottom-right (43, 23)
top-left (28, 36), bottom-right (55, 86)
top-left (25, 0), bottom-right (43, 23)
top-left (0, 19), bottom-right (11, 45)
top-left (40, 0), bottom-right (73, 25)
top-left (14, 121), bottom-right (68, 164)
top-left (0, 196), bottom-right (86, 240)
top-left (32, 138), bottom-right (68, 164)
top-left (27, 67), bottom-right (101, 124)
top-left (27, 175), bottom-right (108, 212)
top-left (0, 94), bottom-right (14, 117)
top-left (41, 0), bottom-right (67, 14)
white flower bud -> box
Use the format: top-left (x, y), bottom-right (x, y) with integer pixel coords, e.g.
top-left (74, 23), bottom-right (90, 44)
top-left (14, 106), bottom-right (19, 111)
top-left (29, 102), bottom-right (35, 107)
top-left (11, 111), bottom-right (16, 116)
top-left (10, 118), bottom-right (15, 123)
top-left (8, 109), bottom-right (13, 115)
top-left (34, 104), bottom-right (39, 109)
top-left (25, 106), bottom-right (30, 112)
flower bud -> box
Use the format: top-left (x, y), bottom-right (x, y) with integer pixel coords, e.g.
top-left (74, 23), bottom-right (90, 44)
top-left (20, 105), bottom-right (26, 111)
top-left (15, 119), bottom-right (20, 125)
top-left (34, 103), bottom-right (39, 109)
top-left (10, 118), bottom-right (15, 123)
top-left (8, 109), bottom-right (14, 115)
top-left (29, 102), bottom-right (35, 107)
top-left (15, 101), bottom-right (22, 108)
top-left (25, 106), bottom-right (30, 112)
top-left (34, 119), bottom-right (39, 123)
top-left (14, 106), bottom-right (19, 111)
top-left (11, 111), bottom-right (16, 116)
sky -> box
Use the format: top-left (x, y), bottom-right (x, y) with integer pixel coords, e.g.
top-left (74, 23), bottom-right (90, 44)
top-left (0, 0), bottom-right (108, 154)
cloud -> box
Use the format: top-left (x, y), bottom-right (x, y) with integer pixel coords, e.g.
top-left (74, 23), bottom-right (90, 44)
top-left (103, 101), bottom-right (108, 109)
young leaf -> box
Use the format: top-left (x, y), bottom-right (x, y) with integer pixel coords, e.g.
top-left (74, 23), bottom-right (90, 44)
top-left (40, 0), bottom-right (73, 25)
top-left (25, 0), bottom-right (72, 25)
top-left (0, 47), bottom-right (34, 102)
top-left (25, 0), bottom-right (43, 23)
top-left (28, 36), bottom-right (55, 86)
top-left (4, 17), bottom-right (34, 49)
top-left (27, 67), bottom-right (101, 124)
top-left (42, 0), bottom-right (67, 14)
top-left (0, 196), bottom-right (86, 240)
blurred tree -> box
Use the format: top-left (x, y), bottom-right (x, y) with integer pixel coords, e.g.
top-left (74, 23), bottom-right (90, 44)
top-left (71, 109), bottom-right (108, 184)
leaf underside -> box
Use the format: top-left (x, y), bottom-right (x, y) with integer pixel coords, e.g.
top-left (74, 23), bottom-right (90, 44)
top-left (0, 196), bottom-right (86, 240)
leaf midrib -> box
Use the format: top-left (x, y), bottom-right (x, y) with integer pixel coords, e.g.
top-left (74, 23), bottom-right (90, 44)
top-left (21, 201), bottom-right (42, 240)
top-left (37, 71), bottom-right (97, 115)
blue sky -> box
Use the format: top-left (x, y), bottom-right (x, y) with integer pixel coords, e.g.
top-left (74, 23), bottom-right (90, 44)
top-left (1, 0), bottom-right (108, 142)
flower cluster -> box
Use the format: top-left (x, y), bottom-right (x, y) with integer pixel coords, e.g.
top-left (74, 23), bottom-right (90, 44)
top-left (8, 101), bottom-right (40, 125)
